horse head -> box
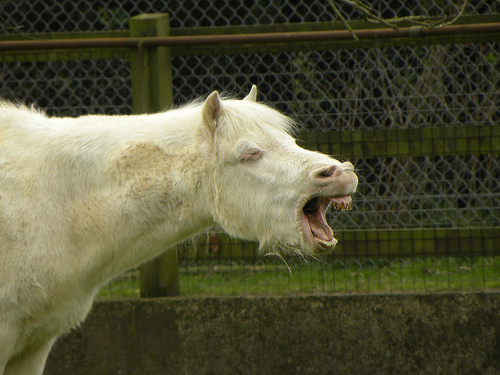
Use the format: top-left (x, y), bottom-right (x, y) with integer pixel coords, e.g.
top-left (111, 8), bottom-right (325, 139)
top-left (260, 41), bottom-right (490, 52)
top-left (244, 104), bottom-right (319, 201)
top-left (199, 86), bottom-right (358, 256)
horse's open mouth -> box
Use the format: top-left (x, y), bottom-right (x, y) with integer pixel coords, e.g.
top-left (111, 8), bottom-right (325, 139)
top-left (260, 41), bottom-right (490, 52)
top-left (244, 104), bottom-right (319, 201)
top-left (300, 195), bottom-right (353, 253)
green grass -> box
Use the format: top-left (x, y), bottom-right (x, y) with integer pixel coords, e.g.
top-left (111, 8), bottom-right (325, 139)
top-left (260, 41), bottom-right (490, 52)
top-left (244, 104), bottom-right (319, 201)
top-left (98, 271), bottom-right (141, 299)
top-left (98, 256), bottom-right (500, 299)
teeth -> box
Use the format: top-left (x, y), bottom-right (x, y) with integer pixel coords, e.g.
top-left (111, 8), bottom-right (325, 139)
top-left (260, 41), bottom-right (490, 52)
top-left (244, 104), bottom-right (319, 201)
top-left (318, 239), bottom-right (337, 246)
top-left (331, 201), bottom-right (353, 211)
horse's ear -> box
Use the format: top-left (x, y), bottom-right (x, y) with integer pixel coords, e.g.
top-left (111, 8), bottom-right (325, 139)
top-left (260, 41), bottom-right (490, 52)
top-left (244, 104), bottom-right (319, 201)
top-left (243, 85), bottom-right (257, 102)
top-left (202, 91), bottom-right (223, 135)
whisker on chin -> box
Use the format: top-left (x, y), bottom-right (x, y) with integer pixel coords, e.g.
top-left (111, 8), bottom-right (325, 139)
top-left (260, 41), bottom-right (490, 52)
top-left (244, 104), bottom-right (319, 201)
top-left (264, 251), bottom-right (292, 275)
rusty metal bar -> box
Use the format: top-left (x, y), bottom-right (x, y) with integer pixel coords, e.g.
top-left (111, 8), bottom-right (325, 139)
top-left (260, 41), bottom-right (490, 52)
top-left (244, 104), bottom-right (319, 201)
top-left (1, 22), bottom-right (499, 51)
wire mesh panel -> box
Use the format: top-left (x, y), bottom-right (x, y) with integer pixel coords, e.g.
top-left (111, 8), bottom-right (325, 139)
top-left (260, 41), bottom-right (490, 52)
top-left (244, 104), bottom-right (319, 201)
top-left (0, 54), bottom-right (131, 116)
top-left (172, 44), bottom-right (500, 131)
top-left (3, 0), bottom-right (499, 33)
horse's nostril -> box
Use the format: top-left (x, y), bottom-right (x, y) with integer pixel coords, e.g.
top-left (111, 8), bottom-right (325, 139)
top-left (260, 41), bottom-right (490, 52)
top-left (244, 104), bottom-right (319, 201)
top-left (316, 165), bottom-right (337, 179)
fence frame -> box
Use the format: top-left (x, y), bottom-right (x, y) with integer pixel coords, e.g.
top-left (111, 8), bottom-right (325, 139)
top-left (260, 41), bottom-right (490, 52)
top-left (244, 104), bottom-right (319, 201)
top-left (129, 14), bottom-right (180, 298)
top-left (1, 13), bottom-right (499, 296)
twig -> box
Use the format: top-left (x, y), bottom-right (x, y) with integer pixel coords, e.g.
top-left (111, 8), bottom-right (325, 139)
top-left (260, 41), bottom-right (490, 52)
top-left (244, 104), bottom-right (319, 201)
top-left (0, 15), bottom-right (24, 32)
top-left (326, 0), bottom-right (359, 41)
top-left (338, 0), bottom-right (399, 30)
top-left (336, 0), bottom-right (469, 30)
top-left (435, 0), bottom-right (468, 28)
top-left (389, 0), bottom-right (467, 28)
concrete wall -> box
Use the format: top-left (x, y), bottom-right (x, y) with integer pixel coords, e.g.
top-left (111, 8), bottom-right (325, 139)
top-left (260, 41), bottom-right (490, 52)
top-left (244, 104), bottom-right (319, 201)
top-left (45, 292), bottom-right (500, 375)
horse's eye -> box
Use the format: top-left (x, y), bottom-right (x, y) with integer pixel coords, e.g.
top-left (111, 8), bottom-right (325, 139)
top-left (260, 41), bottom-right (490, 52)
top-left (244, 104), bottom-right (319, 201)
top-left (240, 147), bottom-right (263, 162)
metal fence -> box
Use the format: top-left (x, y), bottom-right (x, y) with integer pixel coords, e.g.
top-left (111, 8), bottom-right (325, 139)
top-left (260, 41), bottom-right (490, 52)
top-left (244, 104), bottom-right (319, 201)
top-left (3, 0), bottom-right (499, 33)
top-left (1, 57), bottom-right (131, 116)
top-left (0, 1), bottom-right (499, 297)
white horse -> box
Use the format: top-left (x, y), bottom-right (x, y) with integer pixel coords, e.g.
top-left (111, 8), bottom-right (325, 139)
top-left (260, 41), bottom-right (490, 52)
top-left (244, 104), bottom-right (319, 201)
top-left (0, 86), bottom-right (357, 375)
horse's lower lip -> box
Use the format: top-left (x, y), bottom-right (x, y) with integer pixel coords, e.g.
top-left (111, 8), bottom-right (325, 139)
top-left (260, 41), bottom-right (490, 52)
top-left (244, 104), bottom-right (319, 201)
top-left (314, 238), bottom-right (338, 252)
top-left (298, 211), bottom-right (338, 254)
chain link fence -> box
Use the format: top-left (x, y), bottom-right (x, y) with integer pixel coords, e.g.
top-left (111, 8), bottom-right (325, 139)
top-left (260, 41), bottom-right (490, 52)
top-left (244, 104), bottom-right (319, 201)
top-left (1, 57), bottom-right (131, 116)
top-left (3, 0), bottom-right (499, 33)
top-left (1, 1), bottom-right (499, 297)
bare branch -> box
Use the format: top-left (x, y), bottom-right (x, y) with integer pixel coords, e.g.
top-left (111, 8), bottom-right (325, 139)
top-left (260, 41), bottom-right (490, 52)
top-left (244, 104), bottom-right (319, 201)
top-left (337, 0), bottom-right (399, 30)
top-left (435, 0), bottom-right (468, 28)
top-left (326, 0), bottom-right (359, 40)
top-left (0, 15), bottom-right (24, 32)
top-left (334, 0), bottom-right (469, 30)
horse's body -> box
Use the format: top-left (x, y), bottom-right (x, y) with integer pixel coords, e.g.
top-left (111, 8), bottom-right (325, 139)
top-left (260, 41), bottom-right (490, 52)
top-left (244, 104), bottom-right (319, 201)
top-left (0, 87), bottom-right (357, 375)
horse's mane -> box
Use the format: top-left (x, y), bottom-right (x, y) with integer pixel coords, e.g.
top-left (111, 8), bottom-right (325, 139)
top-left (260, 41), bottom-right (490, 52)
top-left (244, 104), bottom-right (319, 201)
top-left (0, 95), bottom-right (297, 151)
top-left (174, 94), bottom-right (297, 138)
top-left (217, 98), bottom-right (297, 137)
top-left (0, 99), bottom-right (47, 131)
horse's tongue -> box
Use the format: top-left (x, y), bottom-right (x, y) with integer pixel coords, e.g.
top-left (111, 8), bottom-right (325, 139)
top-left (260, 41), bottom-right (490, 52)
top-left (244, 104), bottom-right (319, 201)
top-left (305, 212), bottom-right (333, 241)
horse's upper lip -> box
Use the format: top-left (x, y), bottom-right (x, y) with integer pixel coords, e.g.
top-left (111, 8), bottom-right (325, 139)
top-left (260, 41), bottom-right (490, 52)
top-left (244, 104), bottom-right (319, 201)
top-left (299, 195), bottom-right (353, 253)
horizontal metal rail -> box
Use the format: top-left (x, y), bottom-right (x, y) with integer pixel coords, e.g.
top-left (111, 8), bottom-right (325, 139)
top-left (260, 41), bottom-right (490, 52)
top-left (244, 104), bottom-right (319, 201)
top-left (1, 22), bottom-right (500, 51)
top-left (180, 228), bottom-right (500, 259)
top-left (302, 124), bottom-right (500, 158)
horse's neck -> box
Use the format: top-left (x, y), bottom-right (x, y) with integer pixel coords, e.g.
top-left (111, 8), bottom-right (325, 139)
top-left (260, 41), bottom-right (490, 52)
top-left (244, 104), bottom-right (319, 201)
top-left (69, 112), bottom-right (214, 284)
top-left (7, 110), bottom-right (214, 289)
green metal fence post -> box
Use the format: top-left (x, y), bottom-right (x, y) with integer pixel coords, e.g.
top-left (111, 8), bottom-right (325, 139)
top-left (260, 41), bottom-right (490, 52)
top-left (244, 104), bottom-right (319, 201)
top-left (129, 13), bottom-right (179, 297)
